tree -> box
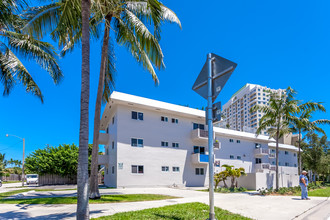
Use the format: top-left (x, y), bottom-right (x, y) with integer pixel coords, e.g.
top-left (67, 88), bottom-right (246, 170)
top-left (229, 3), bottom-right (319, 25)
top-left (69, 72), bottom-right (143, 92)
top-left (89, 0), bottom-right (181, 199)
top-left (25, 144), bottom-right (92, 176)
top-left (251, 87), bottom-right (298, 190)
top-left (214, 171), bottom-right (228, 189)
top-left (233, 167), bottom-right (246, 188)
top-left (290, 102), bottom-right (330, 174)
top-left (302, 132), bottom-right (326, 183)
top-left (0, 0), bottom-right (62, 102)
top-left (0, 153), bottom-right (8, 177)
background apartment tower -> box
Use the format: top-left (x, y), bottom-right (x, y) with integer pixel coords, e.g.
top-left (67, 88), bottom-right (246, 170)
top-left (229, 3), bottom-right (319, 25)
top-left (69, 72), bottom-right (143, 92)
top-left (219, 83), bottom-right (285, 135)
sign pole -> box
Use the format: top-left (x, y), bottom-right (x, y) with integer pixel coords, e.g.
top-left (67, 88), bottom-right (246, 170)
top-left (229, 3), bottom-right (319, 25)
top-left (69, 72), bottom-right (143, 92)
top-left (207, 53), bottom-right (215, 220)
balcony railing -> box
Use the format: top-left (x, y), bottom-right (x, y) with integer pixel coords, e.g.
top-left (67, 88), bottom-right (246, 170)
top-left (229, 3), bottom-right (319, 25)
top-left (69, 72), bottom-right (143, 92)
top-left (191, 153), bottom-right (209, 164)
top-left (99, 133), bottom-right (110, 145)
top-left (191, 128), bottom-right (212, 140)
top-left (255, 163), bottom-right (270, 172)
top-left (270, 165), bottom-right (276, 171)
top-left (269, 153), bottom-right (276, 158)
top-left (98, 154), bottom-right (109, 165)
top-left (254, 148), bottom-right (269, 156)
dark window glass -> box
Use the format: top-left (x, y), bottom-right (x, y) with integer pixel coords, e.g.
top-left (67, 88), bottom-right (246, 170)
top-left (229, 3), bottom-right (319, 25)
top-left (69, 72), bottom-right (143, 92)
top-left (131, 138), bottom-right (137, 146)
top-left (131, 165), bottom-right (137, 173)
top-left (137, 139), bottom-right (143, 147)
top-left (138, 166), bottom-right (144, 173)
top-left (132, 111), bottom-right (137, 119)
top-left (138, 112), bottom-right (143, 120)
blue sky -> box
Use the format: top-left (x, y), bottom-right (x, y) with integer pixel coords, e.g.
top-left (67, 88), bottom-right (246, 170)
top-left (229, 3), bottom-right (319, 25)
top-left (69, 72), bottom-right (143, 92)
top-left (1, 0), bottom-right (330, 161)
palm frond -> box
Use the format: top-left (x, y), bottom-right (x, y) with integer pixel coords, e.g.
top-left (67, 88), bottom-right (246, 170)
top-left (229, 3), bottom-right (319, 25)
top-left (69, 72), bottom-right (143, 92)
top-left (0, 44), bottom-right (43, 102)
top-left (3, 30), bottom-right (63, 84)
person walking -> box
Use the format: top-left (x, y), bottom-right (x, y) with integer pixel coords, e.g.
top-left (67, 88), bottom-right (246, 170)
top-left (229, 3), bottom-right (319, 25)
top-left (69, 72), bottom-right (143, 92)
top-left (300, 170), bottom-right (310, 200)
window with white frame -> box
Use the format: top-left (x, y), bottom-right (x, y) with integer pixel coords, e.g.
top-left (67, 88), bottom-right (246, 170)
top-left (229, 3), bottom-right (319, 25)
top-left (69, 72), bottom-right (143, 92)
top-left (294, 153), bottom-right (296, 157)
top-left (161, 116), bottom-right (168, 122)
top-left (195, 168), bottom-right (204, 175)
top-left (256, 158), bottom-right (262, 164)
top-left (236, 140), bottom-right (241, 143)
top-left (131, 165), bottom-right (144, 174)
top-left (237, 156), bottom-right (242, 159)
top-left (285, 151), bottom-right (289, 155)
top-left (229, 139), bottom-right (234, 142)
top-left (131, 111), bottom-right (143, 120)
top-left (172, 167), bottom-right (180, 172)
top-left (230, 155), bottom-right (234, 159)
top-left (161, 141), bottom-right (168, 147)
top-left (161, 166), bottom-right (169, 172)
top-left (285, 162), bottom-right (289, 166)
top-left (172, 118), bottom-right (179, 124)
top-left (172, 143), bottom-right (179, 148)
top-left (131, 138), bottom-right (143, 147)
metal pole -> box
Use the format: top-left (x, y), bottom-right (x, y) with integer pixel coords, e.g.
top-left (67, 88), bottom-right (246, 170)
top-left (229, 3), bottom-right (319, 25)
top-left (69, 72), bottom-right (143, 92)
top-left (207, 53), bottom-right (215, 220)
top-left (22, 138), bottom-right (25, 187)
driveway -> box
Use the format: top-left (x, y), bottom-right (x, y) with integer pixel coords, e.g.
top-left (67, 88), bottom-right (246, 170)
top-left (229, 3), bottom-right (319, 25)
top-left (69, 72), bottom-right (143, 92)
top-left (0, 187), bottom-right (329, 220)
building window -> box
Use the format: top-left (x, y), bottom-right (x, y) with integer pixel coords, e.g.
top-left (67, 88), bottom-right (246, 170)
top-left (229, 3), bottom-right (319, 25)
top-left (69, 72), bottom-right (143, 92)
top-left (172, 143), bottom-right (179, 148)
top-left (195, 168), bottom-right (204, 175)
top-left (161, 116), bottom-right (168, 122)
top-left (161, 166), bottom-right (169, 172)
top-left (193, 123), bottom-right (205, 130)
top-left (112, 166), bottom-right (114, 174)
top-left (112, 116), bottom-right (115, 124)
top-left (132, 111), bottom-right (143, 120)
top-left (112, 141), bottom-right (114, 149)
top-left (255, 143), bottom-right (261, 148)
top-left (256, 158), bottom-right (262, 164)
top-left (237, 156), bottom-right (242, 160)
top-left (194, 146), bottom-right (205, 154)
top-left (237, 140), bottom-right (241, 143)
top-left (172, 118), bottom-right (179, 124)
top-left (106, 147), bottom-right (109, 155)
top-left (294, 153), bottom-right (296, 157)
top-left (271, 149), bottom-right (275, 153)
top-left (294, 164), bottom-right (297, 167)
top-left (285, 162), bottom-right (289, 166)
top-left (279, 162), bottom-right (281, 166)
top-left (131, 138), bottom-right (143, 147)
top-left (272, 161), bottom-right (275, 165)
top-left (161, 141), bottom-right (169, 147)
top-left (131, 165), bottom-right (144, 174)
top-left (172, 167), bottom-right (180, 172)
top-left (230, 155), bottom-right (234, 159)
top-left (229, 139), bottom-right (234, 142)
top-left (285, 151), bottom-right (289, 155)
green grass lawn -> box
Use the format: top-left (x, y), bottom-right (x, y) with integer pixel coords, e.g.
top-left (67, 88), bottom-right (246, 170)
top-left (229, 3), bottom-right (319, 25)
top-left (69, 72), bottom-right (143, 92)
top-left (92, 202), bottom-right (251, 220)
top-left (2, 181), bottom-right (22, 184)
top-left (294, 187), bottom-right (330, 197)
top-left (0, 192), bottom-right (177, 204)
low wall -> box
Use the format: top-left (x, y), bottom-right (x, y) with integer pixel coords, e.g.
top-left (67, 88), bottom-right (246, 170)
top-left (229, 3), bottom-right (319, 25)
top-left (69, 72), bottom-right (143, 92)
top-left (0, 174), bottom-right (21, 182)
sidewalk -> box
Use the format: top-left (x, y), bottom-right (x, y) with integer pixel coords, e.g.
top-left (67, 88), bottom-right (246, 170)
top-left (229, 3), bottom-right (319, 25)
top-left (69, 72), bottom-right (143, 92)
top-left (0, 187), bottom-right (328, 220)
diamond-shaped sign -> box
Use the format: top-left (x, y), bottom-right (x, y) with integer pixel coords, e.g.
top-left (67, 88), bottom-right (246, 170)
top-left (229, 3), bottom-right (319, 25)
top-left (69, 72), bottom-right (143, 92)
top-left (192, 53), bottom-right (237, 102)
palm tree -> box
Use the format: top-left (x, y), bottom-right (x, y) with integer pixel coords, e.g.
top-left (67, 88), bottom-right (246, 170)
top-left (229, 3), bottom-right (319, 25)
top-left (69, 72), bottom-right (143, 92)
top-left (0, 0), bottom-right (62, 102)
top-left (22, 0), bottom-right (181, 199)
top-left (251, 87), bottom-right (298, 190)
top-left (89, 1), bottom-right (181, 199)
top-left (76, 0), bottom-right (91, 218)
top-left (214, 171), bottom-right (227, 189)
top-left (234, 167), bottom-right (246, 188)
top-left (290, 102), bottom-right (330, 174)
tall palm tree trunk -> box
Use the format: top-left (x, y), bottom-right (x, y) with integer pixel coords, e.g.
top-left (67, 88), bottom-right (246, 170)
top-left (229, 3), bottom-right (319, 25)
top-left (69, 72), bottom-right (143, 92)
top-left (275, 131), bottom-right (279, 191)
top-left (77, 0), bottom-right (91, 219)
top-left (298, 129), bottom-right (302, 174)
top-left (90, 16), bottom-right (112, 199)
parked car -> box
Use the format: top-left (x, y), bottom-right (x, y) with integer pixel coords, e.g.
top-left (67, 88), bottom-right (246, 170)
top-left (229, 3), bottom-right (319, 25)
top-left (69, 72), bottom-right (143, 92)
top-left (26, 174), bottom-right (38, 185)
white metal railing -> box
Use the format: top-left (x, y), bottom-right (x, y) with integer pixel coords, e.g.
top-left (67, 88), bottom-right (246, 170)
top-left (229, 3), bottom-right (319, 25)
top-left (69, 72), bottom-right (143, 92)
top-left (254, 148), bottom-right (269, 155)
top-left (255, 163), bottom-right (270, 171)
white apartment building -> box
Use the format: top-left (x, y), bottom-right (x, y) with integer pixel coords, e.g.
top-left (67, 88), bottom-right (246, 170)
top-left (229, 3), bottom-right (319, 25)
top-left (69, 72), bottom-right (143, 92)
top-left (220, 83), bottom-right (285, 135)
top-left (98, 91), bottom-right (299, 190)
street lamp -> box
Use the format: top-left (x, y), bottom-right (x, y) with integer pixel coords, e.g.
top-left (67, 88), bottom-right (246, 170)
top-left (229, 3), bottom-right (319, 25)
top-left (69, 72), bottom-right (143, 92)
top-left (6, 134), bottom-right (25, 187)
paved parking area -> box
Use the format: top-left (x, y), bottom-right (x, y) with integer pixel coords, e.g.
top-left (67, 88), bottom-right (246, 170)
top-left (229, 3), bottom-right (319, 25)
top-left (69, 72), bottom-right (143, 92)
top-left (0, 187), bottom-right (329, 220)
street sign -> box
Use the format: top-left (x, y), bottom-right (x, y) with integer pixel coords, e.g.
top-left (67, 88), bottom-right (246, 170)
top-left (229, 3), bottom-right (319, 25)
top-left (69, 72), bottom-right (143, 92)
top-left (205, 101), bottom-right (221, 125)
top-left (192, 53), bottom-right (237, 220)
top-left (192, 53), bottom-right (237, 102)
